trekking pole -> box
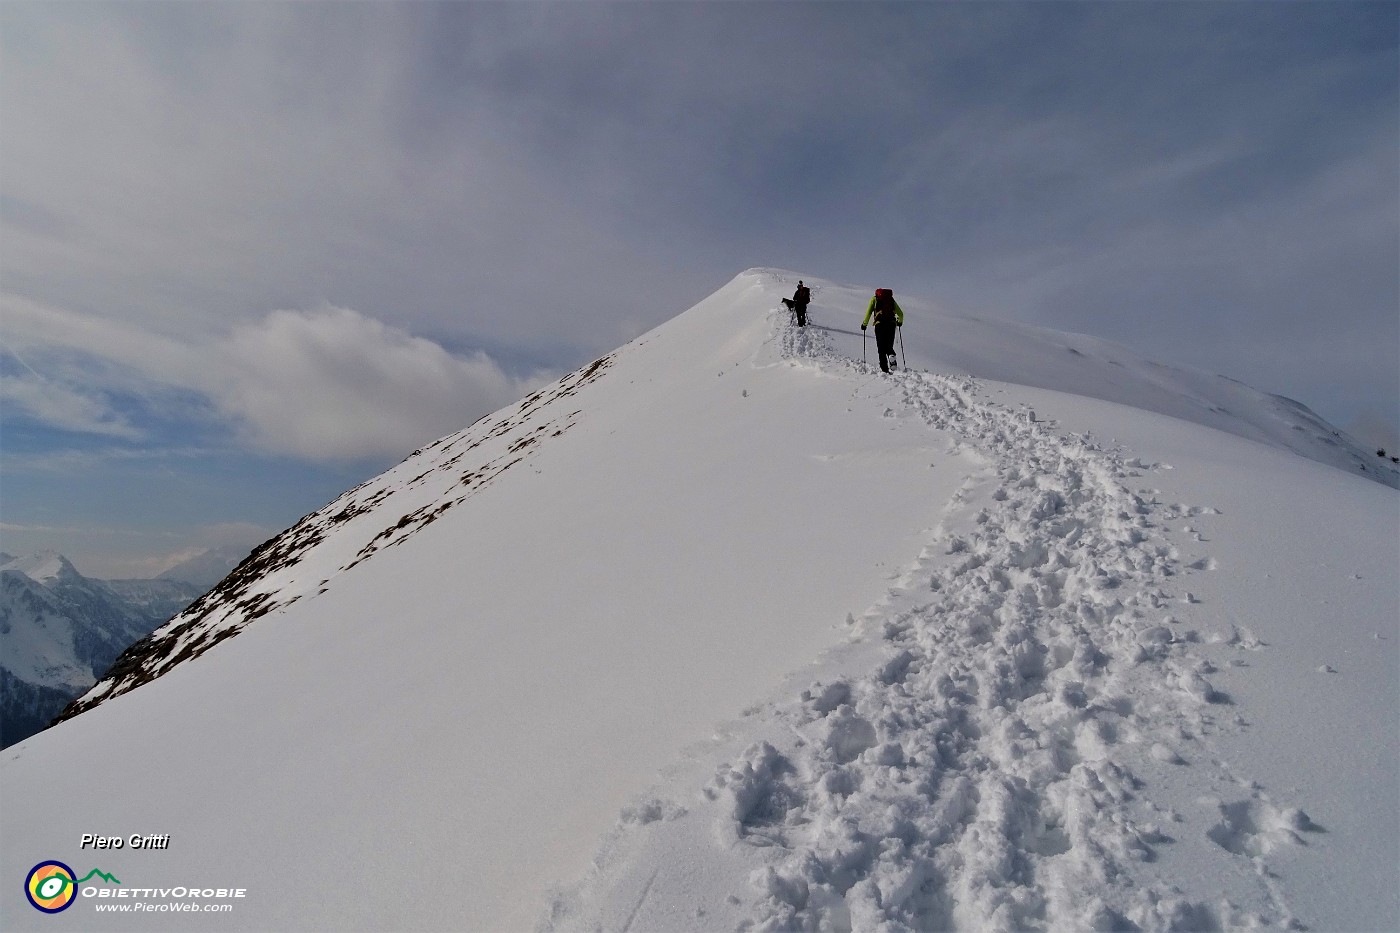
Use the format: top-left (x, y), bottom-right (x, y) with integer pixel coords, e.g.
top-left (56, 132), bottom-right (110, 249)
top-left (862, 327), bottom-right (867, 364)
top-left (898, 326), bottom-right (907, 370)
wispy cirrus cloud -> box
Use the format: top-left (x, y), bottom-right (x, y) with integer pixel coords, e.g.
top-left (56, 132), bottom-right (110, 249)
top-left (0, 373), bottom-right (143, 440)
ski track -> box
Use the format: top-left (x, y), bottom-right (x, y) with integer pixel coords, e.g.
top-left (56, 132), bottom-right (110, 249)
top-left (546, 309), bottom-right (1320, 933)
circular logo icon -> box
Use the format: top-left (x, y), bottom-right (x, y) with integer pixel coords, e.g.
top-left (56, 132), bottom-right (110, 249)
top-left (25, 861), bottom-right (77, 913)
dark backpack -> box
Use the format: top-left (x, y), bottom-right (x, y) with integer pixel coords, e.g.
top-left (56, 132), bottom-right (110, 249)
top-left (795, 285), bottom-right (810, 304)
top-left (873, 288), bottom-right (895, 323)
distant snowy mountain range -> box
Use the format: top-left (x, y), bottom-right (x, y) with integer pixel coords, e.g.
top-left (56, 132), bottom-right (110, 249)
top-left (2, 271), bottom-right (1394, 932)
top-left (0, 547), bottom-right (244, 747)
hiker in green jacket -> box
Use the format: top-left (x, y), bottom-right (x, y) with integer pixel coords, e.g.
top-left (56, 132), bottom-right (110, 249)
top-left (861, 288), bottom-right (904, 373)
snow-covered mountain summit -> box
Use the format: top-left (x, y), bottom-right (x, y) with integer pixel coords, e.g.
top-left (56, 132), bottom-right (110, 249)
top-left (0, 551), bottom-right (203, 747)
top-left (3, 270), bottom-right (1395, 932)
top-left (2, 550), bottom-right (83, 586)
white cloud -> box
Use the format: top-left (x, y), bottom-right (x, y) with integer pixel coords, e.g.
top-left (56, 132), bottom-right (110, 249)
top-left (213, 306), bottom-right (547, 460)
top-left (2, 292), bottom-right (551, 462)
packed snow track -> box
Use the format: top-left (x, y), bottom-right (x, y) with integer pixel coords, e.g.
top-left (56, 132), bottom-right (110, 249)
top-left (544, 302), bottom-right (1329, 933)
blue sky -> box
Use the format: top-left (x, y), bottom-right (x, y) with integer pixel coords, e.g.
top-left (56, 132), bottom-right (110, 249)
top-left (2, 2), bottom-right (1396, 577)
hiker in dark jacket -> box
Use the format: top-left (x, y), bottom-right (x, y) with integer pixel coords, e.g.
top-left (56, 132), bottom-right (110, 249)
top-left (861, 288), bottom-right (904, 373)
top-left (782, 280), bottom-right (811, 326)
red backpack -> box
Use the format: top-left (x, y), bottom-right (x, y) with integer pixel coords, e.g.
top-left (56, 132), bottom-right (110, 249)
top-left (873, 288), bottom-right (895, 323)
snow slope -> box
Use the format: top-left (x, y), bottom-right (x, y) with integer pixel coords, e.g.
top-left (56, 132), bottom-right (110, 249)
top-left (2, 270), bottom-right (1395, 932)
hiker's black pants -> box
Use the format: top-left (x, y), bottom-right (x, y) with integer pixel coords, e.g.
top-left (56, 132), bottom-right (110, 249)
top-left (874, 321), bottom-right (897, 371)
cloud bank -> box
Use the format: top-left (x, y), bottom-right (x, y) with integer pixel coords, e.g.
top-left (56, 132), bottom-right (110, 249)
top-left (216, 306), bottom-right (544, 460)
top-left (2, 292), bottom-right (548, 461)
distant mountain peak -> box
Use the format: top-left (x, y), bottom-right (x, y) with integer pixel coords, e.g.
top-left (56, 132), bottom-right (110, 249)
top-left (0, 551), bottom-right (80, 585)
top-left (154, 545), bottom-right (251, 589)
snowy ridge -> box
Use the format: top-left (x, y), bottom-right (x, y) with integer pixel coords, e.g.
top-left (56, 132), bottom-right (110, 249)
top-left (57, 354), bottom-right (613, 722)
top-left (55, 268), bottom-right (1392, 725)
top-left (544, 309), bottom-right (1325, 932)
top-left (4, 270), bottom-right (1393, 933)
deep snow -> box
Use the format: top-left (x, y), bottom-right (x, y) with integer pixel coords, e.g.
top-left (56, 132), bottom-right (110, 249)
top-left (1, 270), bottom-right (1395, 932)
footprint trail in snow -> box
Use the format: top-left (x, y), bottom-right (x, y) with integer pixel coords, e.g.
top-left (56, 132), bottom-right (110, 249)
top-left (543, 311), bottom-right (1320, 933)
